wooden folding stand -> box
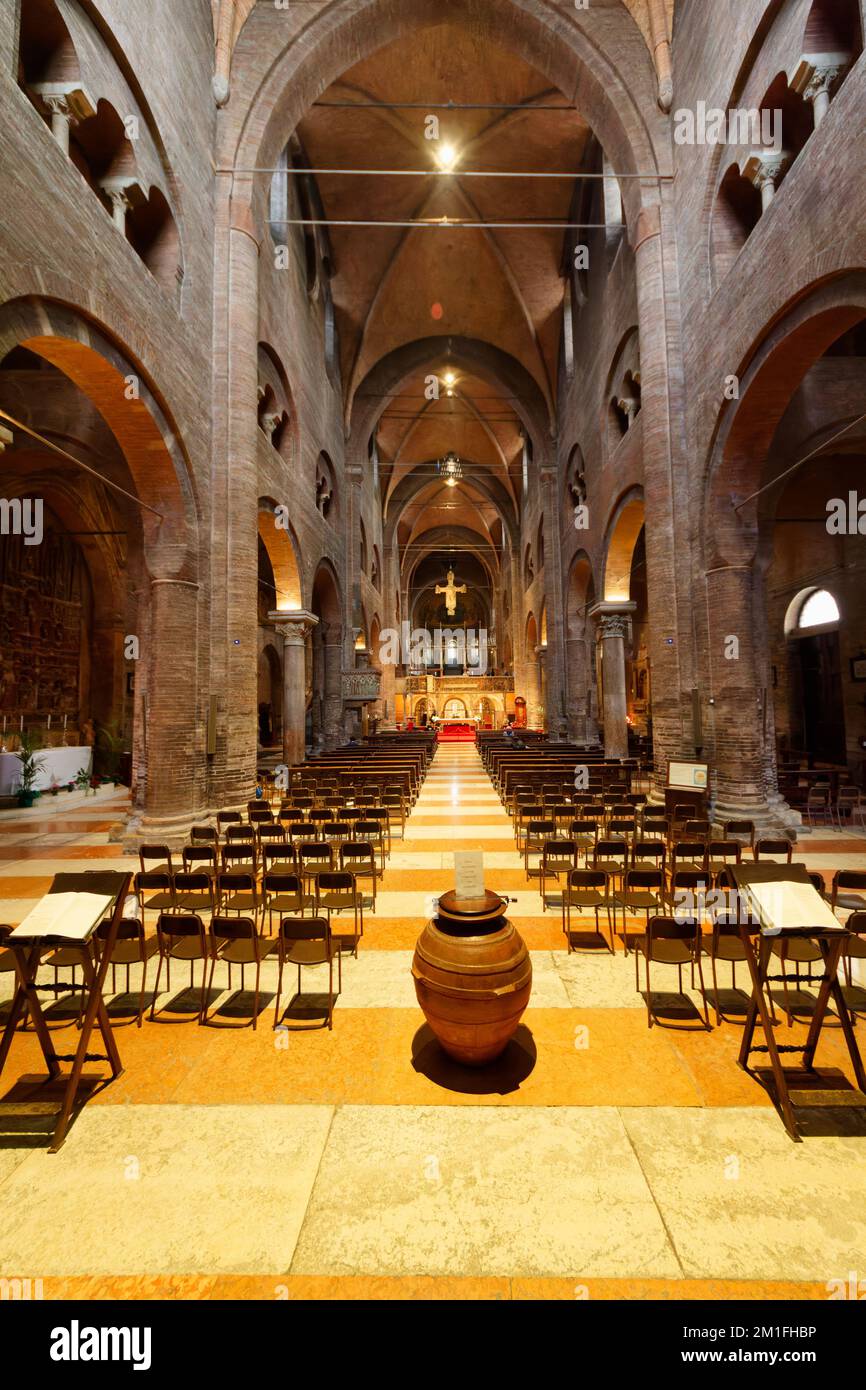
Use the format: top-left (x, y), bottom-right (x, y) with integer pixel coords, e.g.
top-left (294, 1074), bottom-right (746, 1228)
top-left (0, 870), bottom-right (132, 1152)
top-left (732, 862), bottom-right (866, 1141)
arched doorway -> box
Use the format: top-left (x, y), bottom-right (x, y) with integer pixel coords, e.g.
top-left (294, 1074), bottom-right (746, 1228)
top-left (702, 275), bottom-right (866, 821)
top-left (597, 490), bottom-right (646, 761)
top-left (782, 588), bottom-right (845, 764)
top-left (257, 642), bottom-right (282, 748)
top-left (565, 551), bottom-right (598, 745)
top-left (0, 299), bottom-right (198, 824)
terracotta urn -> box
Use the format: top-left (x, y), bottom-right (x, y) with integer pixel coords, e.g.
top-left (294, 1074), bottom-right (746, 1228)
top-left (411, 889), bottom-right (532, 1066)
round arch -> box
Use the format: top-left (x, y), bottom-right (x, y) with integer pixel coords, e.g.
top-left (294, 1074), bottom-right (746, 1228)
top-left (0, 296), bottom-right (196, 576)
top-left (351, 335), bottom-right (555, 461)
top-left (703, 272), bottom-right (866, 570)
top-left (603, 488), bottom-right (645, 601)
top-left (226, 0), bottom-right (663, 248)
top-left (257, 499), bottom-right (303, 609)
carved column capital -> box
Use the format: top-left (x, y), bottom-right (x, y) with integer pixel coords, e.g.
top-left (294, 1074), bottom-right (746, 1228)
top-left (743, 152), bottom-right (791, 210)
top-left (590, 601), bottom-right (636, 643)
top-left (268, 609), bottom-right (318, 647)
top-left (32, 82), bottom-right (96, 154)
top-left (792, 52), bottom-right (850, 127)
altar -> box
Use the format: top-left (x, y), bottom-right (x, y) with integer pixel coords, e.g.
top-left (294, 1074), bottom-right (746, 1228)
top-left (433, 716), bottom-right (481, 741)
top-left (0, 745), bottom-right (92, 795)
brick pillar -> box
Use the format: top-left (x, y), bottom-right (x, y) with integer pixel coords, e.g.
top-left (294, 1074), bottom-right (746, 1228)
top-left (537, 645), bottom-right (547, 730)
top-left (221, 217), bottom-right (260, 803)
top-left (126, 576), bottom-right (201, 845)
top-left (540, 464), bottom-right (567, 740)
top-left (566, 633), bottom-right (598, 745)
top-left (322, 622), bottom-right (343, 748)
top-left (270, 610), bottom-right (318, 768)
top-left (592, 603), bottom-right (635, 762)
top-left (705, 564), bottom-right (798, 834)
top-left (633, 204), bottom-right (690, 796)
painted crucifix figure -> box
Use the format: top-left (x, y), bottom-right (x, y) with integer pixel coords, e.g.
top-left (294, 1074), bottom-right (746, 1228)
top-left (435, 567), bottom-right (467, 618)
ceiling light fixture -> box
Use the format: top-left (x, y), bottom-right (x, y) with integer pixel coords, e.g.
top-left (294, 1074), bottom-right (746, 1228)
top-left (438, 450), bottom-right (463, 488)
top-left (436, 142), bottom-right (459, 172)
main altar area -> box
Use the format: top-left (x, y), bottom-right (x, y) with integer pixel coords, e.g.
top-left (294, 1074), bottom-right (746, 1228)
top-left (396, 674), bottom-right (515, 730)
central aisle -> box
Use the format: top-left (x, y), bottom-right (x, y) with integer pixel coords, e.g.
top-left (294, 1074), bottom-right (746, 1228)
top-left (0, 741), bottom-right (862, 1296)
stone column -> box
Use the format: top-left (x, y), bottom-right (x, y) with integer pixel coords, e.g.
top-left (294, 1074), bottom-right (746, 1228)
top-left (102, 182), bottom-right (133, 233)
top-left (792, 56), bottom-right (848, 129)
top-left (592, 602), bottom-right (636, 762)
top-left (745, 153), bottom-right (791, 212)
top-left (269, 610), bottom-right (318, 768)
top-left (33, 84), bottom-right (95, 155)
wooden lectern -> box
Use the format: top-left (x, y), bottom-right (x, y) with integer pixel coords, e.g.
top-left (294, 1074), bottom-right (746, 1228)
top-left (0, 870), bottom-right (131, 1151)
top-left (731, 862), bottom-right (866, 1141)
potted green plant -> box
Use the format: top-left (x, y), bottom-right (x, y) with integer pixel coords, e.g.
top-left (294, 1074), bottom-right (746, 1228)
top-left (16, 732), bottom-right (46, 808)
top-left (74, 766), bottom-right (92, 794)
top-left (95, 719), bottom-right (124, 786)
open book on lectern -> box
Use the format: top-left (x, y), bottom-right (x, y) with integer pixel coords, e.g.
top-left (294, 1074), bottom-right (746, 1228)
top-left (10, 891), bottom-right (115, 943)
top-left (742, 878), bottom-right (844, 937)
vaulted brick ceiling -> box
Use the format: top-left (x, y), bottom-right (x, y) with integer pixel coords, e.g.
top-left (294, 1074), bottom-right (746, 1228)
top-left (297, 20), bottom-right (594, 560)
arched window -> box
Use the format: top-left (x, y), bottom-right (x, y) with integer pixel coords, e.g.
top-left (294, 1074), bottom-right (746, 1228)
top-left (269, 145), bottom-right (289, 244)
top-left (785, 587), bottom-right (841, 634)
top-left (562, 282), bottom-right (574, 383)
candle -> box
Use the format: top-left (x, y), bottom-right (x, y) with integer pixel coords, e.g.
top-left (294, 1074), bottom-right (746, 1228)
top-left (19, 716), bottom-right (23, 732)
top-left (63, 714), bottom-right (68, 730)
top-left (47, 714), bottom-right (51, 729)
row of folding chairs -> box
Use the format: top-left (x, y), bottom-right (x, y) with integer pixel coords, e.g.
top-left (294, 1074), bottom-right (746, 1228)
top-left (187, 811), bottom-right (391, 856)
top-left (202, 801), bottom-right (404, 843)
top-left (521, 829), bottom-right (784, 887)
top-left (557, 878), bottom-right (866, 1030)
top-left (105, 912), bottom-right (344, 1032)
top-left (141, 826), bottom-right (387, 878)
top-left (135, 857), bottom-right (376, 929)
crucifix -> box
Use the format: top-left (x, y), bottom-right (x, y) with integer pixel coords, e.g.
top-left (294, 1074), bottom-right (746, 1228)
top-left (435, 567), bottom-right (467, 618)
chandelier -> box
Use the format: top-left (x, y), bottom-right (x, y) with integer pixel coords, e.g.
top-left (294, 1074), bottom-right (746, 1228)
top-left (438, 451), bottom-right (463, 487)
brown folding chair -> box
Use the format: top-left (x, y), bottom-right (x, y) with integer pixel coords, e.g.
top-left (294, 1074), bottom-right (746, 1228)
top-left (205, 915), bottom-right (264, 1029)
top-left (150, 912), bottom-right (209, 1022)
top-left (753, 837), bottom-right (793, 864)
top-left (831, 869), bottom-right (866, 916)
top-left (539, 839), bottom-right (577, 910)
top-left (216, 867), bottom-right (259, 923)
top-left (263, 871), bottom-right (311, 935)
top-left (273, 917), bottom-right (337, 1031)
top-left (95, 916), bottom-right (158, 1028)
top-left (134, 869), bottom-right (174, 928)
top-left (613, 869), bottom-right (665, 955)
top-left (139, 843), bottom-right (173, 877)
top-left (316, 870), bottom-right (363, 958)
top-left (340, 842), bottom-right (377, 908)
top-left (172, 870), bottom-right (216, 917)
top-left (633, 915), bottom-right (710, 1030)
top-left (840, 912), bottom-right (866, 1024)
top-left (561, 868), bottom-right (612, 953)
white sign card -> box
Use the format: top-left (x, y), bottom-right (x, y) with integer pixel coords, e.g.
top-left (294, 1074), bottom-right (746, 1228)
top-left (454, 850), bottom-right (485, 900)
